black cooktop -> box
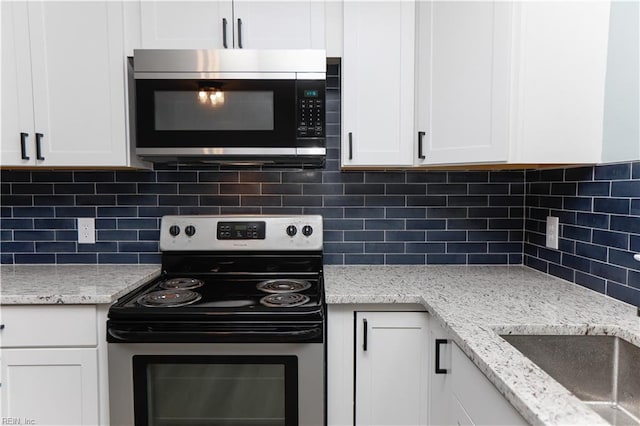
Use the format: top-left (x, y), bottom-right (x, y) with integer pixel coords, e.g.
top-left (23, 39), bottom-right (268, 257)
top-left (112, 273), bottom-right (322, 311)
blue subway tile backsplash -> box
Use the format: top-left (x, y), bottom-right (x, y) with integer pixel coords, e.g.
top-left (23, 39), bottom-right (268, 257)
top-left (524, 164), bottom-right (640, 306)
top-left (1, 62), bottom-right (639, 307)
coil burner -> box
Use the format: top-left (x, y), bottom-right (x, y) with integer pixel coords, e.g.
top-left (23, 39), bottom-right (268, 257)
top-left (137, 289), bottom-right (202, 308)
top-left (256, 279), bottom-right (311, 294)
top-left (160, 278), bottom-right (205, 290)
top-left (260, 293), bottom-right (310, 308)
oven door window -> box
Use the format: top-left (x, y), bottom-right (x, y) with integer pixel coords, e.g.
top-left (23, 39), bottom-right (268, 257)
top-left (133, 355), bottom-right (298, 426)
top-left (135, 79), bottom-right (296, 149)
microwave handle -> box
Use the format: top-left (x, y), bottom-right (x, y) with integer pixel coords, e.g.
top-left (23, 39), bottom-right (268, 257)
top-left (222, 18), bottom-right (228, 48)
top-left (237, 18), bottom-right (243, 48)
top-left (348, 132), bottom-right (353, 160)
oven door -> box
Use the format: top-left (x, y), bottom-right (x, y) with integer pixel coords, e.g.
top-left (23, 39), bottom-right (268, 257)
top-left (108, 342), bottom-right (324, 426)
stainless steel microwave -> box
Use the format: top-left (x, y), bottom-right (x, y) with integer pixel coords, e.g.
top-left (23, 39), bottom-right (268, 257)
top-left (132, 49), bottom-right (326, 167)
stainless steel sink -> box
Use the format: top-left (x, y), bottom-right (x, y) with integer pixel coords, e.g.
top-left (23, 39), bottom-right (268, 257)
top-left (501, 335), bottom-right (640, 426)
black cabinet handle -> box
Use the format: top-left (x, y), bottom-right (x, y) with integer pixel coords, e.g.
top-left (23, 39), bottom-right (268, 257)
top-left (418, 131), bottom-right (426, 160)
top-left (35, 132), bottom-right (45, 160)
top-left (222, 18), bottom-right (228, 48)
top-left (435, 339), bottom-right (448, 374)
top-left (237, 18), bottom-right (243, 48)
top-left (348, 132), bottom-right (353, 160)
top-left (20, 132), bottom-right (30, 160)
top-left (0, 324), bottom-right (5, 330)
top-left (363, 318), bottom-right (368, 351)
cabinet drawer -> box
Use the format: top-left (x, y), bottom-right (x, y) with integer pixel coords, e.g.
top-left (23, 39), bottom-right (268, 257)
top-left (0, 305), bottom-right (97, 347)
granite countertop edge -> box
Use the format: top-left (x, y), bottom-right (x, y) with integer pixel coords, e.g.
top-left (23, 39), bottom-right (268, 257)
top-left (0, 264), bottom-right (162, 305)
top-left (324, 264), bottom-right (640, 426)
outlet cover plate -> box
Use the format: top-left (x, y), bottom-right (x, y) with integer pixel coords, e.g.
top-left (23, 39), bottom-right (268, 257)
top-left (78, 218), bottom-right (95, 244)
top-left (546, 216), bottom-right (559, 250)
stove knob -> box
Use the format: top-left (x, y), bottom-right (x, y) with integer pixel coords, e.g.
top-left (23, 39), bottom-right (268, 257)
top-left (286, 225), bottom-right (297, 237)
top-left (185, 225), bottom-right (196, 237)
top-left (302, 225), bottom-right (313, 237)
top-left (169, 225), bottom-right (180, 237)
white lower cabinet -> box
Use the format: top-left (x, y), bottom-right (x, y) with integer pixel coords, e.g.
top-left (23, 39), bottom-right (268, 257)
top-left (449, 343), bottom-right (526, 425)
top-left (328, 304), bottom-right (430, 426)
top-left (355, 311), bottom-right (430, 425)
top-left (1, 348), bottom-right (99, 426)
top-left (0, 305), bottom-right (108, 426)
top-left (328, 305), bottom-right (526, 426)
top-left (429, 319), bottom-right (526, 426)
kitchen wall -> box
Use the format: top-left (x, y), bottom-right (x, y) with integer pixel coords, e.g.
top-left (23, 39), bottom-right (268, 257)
top-left (524, 163), bottom-right (640, 306)
top-left (1, 63), bottom-right (638, 306)
top-left (0, 63), bottom-right (524, 266)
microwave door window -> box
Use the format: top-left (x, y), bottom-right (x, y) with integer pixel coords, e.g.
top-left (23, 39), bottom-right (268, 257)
top-left (154, 91), bottom-right (275, 131)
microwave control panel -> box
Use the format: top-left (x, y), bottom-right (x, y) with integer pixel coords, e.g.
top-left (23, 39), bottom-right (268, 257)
top-left (296, 80), bottom-right (325, 138)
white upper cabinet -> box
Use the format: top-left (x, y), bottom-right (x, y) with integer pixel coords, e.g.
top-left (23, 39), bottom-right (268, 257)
top-left (232, 1), bottom-right (325, 49)
top-left (416, 1), bottom-right (512, 166)
top-left (1, 2), bottom-right (33, 166)
top-left (138, 0), bottom-right (325, 50)
top-left (1, 1), bottom-right (144, 168)
top-left (342, 1), bottom-right (416, 167)
top-left (140, 1), bottom-right (233, 49)
top-left (509, 1), bottom-right (611, 164)
top-left (601, 1), bottom-right (640, 163)
top-left (342, 1), bottom-right (617, 169)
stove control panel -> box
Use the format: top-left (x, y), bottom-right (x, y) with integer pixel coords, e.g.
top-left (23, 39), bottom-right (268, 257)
top-left (217, 221), bottom-right (265, 240)
top-left (160, 215), bottom-right (323, 251)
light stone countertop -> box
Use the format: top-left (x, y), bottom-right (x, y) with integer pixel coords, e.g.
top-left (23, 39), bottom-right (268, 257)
top-left (0, 264), bottom-right (161, 304)
top-left (324, 265), bottom-right (640, 426)
top-left (2, 263), bottom-right (637, 424)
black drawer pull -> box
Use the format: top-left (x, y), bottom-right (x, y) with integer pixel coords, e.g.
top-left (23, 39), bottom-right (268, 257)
top-left (435, 339), bottom-right (448, 374)
top-left (363, 318), bottom-right (368, 351)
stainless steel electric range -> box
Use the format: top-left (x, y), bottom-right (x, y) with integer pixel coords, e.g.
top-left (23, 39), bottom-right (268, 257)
top-left (107, 215), bottom-right (325, 426)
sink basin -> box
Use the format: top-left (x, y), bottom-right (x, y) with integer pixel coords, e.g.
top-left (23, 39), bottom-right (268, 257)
top-left (501, 335), bottom-right (640, 425)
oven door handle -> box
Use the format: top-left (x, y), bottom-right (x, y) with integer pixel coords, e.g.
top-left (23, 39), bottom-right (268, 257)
top-left (107, 326), bottom-right (323, 343)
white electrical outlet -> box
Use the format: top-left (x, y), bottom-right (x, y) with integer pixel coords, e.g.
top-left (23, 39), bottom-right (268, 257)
top-left (546, 216), bottom-right (559, 250)
top-left (78, 218), bottom-right (96, 244)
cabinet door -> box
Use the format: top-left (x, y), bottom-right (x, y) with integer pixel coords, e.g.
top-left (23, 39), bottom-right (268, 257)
top-left (416, 1), bottom-right (512, 166)
top-left (1, 2), bottom-right (35, 166)
top-left (428, 319), bottom-right (452, 426)
top-left (26, 1), bottom-right (128, 167)
top-left (510, 1), bottom-right (610, 163)
top-left (342, 1), bottom-right (415, 167)
top-left (140, 1), bottom-right (233, 49)
top-left (355, 311), bottom-right (429, 425)
top-left (450, 343), bottom-right (526, 425)
top-left (1, 348), bottom-right (99, 426)
top-left (232, 1), bottom-right (325, 49)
